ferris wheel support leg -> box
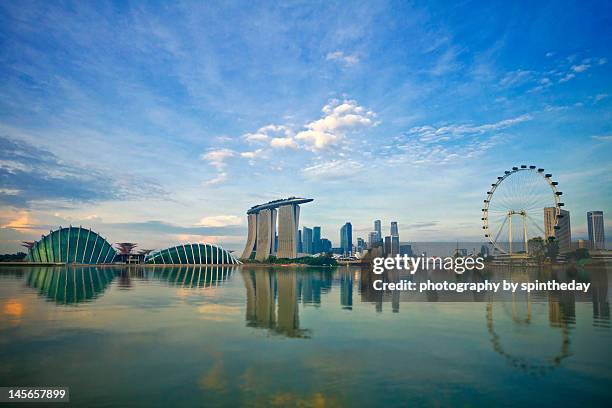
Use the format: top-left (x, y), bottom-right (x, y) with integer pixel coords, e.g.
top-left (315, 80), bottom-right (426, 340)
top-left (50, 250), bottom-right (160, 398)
top-left (508, 214), bottom-right (512, 255)
top-left (523, 215), bottom-right (528, 255)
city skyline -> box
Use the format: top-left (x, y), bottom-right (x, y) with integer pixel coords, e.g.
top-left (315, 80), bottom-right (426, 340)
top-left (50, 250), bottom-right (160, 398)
top-left (1, 1), bottom-right (611, 253)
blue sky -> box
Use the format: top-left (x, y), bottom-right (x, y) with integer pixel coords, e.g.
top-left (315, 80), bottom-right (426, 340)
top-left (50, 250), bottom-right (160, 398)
top-left (1, 0), bottom-right (611, 252)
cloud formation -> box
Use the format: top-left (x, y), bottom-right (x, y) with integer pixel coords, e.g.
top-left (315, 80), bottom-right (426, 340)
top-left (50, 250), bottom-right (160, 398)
top-left (0, 136), bottom-right (164, 207)
top-left (295, 100), bottom-right (376, 150)
top-left (326, 51), bottom-right (360, 67)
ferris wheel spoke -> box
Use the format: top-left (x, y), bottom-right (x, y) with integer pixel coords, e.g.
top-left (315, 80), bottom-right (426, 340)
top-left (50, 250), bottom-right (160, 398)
top-left (483, 166), bottom-right (560, 255)
top-left (492, 215), bottom-right (509, 246)
top-left (525, 213), bottom-right (547, 237)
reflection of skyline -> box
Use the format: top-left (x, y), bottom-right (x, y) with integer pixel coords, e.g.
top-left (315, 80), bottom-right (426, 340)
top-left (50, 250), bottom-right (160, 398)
top-left (242, 269), bottom-right (311, 338)
top-left (23, 265), bottom-right (239, 305)
top-left (151, 265), bottom-right (237, 289)
top-left (26, 266), bottom-right (116, 305)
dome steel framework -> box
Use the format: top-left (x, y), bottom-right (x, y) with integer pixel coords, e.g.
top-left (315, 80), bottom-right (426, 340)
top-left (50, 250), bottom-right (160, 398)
top-left (144, 243), bottom-right (241, 265)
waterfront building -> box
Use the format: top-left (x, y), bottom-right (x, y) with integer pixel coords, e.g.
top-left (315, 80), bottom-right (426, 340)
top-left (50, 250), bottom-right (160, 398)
top-left (390, 221), bottom-right (399, 237)
top-left (313, 226), bottom-right (321, 254)
top-left (303, 227), bottom-right (313, 254)
top-left (356, 237), bottom-right (366, 253)
top-left (544, 207), bottom-right (572, 253)
top-left (241, 197), bottom-right (313, 260)
top-left (384, 236), bottom-right (391, 256)
top-left (399, 244), bottom-right (413, 256)
top-left (340, 222), bottom-right (353, 255)
top-left (587, 211), bottom-right (605, 250)
top-left (25, 226), bottom-right (116, 264)
top-left (391, 236), bottom-right (400, 256)
top-left (320, 238), bottom-right (332, 253)
top-left (374, 220), bottom-right (381, 239)
top-left (368, 232), bottom-right (378, 248)
top-left (297, 230), bottom-right (303, 253)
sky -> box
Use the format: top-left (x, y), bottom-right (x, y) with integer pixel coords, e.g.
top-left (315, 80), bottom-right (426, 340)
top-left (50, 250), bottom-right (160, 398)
top-left (1, 0), bottom-right (611, 253)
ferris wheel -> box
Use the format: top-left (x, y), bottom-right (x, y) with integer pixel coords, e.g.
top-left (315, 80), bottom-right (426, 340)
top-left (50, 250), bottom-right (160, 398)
top-left (482, 165), bottom-right (564, 256)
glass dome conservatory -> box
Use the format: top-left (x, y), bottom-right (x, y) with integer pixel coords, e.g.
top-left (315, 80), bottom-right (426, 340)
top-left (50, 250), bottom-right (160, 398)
top-left (144, 243), bottom-right (241, 265)
top-left (26, 226), bottom-right (116, 264)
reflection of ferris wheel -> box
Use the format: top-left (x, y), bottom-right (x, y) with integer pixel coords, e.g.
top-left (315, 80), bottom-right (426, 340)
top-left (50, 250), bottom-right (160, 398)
top-left (482, 165), bottom-right (564, 256)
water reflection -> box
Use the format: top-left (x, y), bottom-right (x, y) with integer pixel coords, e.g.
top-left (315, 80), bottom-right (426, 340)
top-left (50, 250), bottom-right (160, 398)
top-left (26, 266), bottom-right (116, 305)
top-left (242, 268), bottom-right (311, 338)
top-left (149, 265), bottom-right (237, 289)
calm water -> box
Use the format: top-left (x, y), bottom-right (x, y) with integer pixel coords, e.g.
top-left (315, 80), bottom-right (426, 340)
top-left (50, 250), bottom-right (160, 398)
top-left (0, 264), bottom-right (611, 407)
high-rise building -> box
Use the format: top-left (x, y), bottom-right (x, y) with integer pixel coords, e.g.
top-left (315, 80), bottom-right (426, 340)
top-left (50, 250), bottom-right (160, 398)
top-left (374, 220), bottom-right (381, 240)
top-left (356, 237), bottom-right (366, 253)
top-left (544, 207), bottom-right (572, 253)
top-left (242, 198), bottom-right (313, 260)
top-left (320, 238), bottom-right (332, 253)
top-left (399, 244), bottom-right (413, 256)
top-left (587, 211), bottom-right (605, 250)
top-left (297, 230), bottom-right (303, 253)
top-left (544, 207), bottom-right (557, 239)
top-left (340, 222), bottom-right (353, 255)
top-left (368, 232), bottom-right (378, 248)
top-left (384, 236), bottom-right (392, 256)
top-left (313, 226), bottom-right (321, 254)
top-left (391, 236), bottom-right (400, 256)
top-left (390, 221), bottom-right (399, 237)
top-left (303, 227), bottom-right (313, 254)
top-left (556, 209), bottom-right (571, 253)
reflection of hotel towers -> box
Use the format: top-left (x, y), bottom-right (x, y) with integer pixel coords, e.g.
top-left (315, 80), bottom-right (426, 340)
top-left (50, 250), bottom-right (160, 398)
top-left (241, 198), bottom-right (313, 260)
top-left (242, 269), bottom-right (310, 338)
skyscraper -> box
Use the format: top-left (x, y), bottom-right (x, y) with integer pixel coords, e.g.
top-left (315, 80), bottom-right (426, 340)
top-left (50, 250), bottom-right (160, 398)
top-left (587, 211), bottom-right (605, 250)
top-left (368, 232), bottom-right (378, 248)
top-left (544, 207), bottom-right (571, 253)
top-left (390, 221), bottom-right (399, 237)
top-left (297, 230), bottom-right (303, 253)
top-left (356, 237), bottom-right (365, 253)
top-left (340, 222), bottom-right (353, 255)
top-left (313, 226), bottom-right (321, 254)
top-left (391, 236), bottom-right (400, 256)
top-left (303, 227), bottom-right (313, 254)
top-left (384, 236), bottom-right (391, 256)
top-left (320, 238), bottom-right (332, 253)
top-left (374, 220), bottom-right (381, 240)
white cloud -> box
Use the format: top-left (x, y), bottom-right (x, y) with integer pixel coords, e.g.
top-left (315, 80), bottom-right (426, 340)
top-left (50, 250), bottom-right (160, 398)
top-left (203, 172), bottom-right (228, 186)
top-left (571, 63), bottom-right (590, 73)
top-left (599, 58), bottom-right (607, 65)
top-left (270, 137), bottom-right (297, 148)
top-left (244, 124), bottom-right (292, 143)
top-left (591, 135), bottom-right (612, 142)
top-left (594, 93), bottom-right (608, 103)
top-left (198, 215), bottom-right (242, 227)
top-left (295, 100), bottom-right (376, 150)
top-left (559, 73), bottom-right (575, 83)
top-left (302, 159), bottom-right (364, 179)
top-left (0, 188), bottom-right (20, 195)
top-left (408, 114), bottom-right (532, 143)
top-left (326, 51), bottom-right (359, 66)
top-left (240, 149), bottom-right (264, 159)
top-left (500, 70), bottom-right (532, 87)
top-left (200, 148), bottom-right (236, 170)
top-left (0, 159), bottom-right (32, 173)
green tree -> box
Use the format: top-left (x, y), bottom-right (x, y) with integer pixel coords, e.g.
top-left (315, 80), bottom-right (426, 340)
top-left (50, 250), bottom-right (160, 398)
top-left (528, 237), bottom-right (545, 264)
top-left (545, 236), bottom-right (559, 261)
